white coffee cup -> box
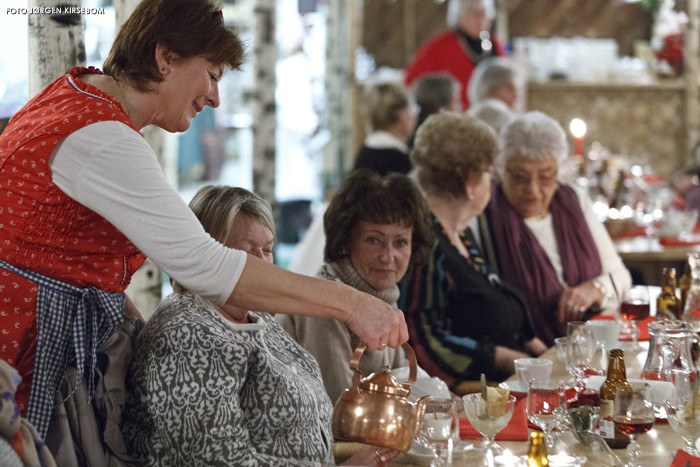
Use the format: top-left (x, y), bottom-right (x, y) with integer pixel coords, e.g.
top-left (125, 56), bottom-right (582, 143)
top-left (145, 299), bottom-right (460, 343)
top-left (585, 320), bottom-right (621, 350)
top-left (514, 358), bottom-right (553, 387)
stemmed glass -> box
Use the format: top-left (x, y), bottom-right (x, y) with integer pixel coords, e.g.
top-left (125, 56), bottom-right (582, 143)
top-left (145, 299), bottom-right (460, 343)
top-left (665, 397), bottom-right (700, 457)
top-left (566, 321), bottom-right (595, 394)
top-left (527, 379), bottom-right (568, 451)
top-left (613, 384), bottom-right (655, 467)
top-left (462, 392), bottom-right (516, 460)
top-left (618, 286), bottom-right (650, 353)
top-left (416, 398), bottom-right (460, 466)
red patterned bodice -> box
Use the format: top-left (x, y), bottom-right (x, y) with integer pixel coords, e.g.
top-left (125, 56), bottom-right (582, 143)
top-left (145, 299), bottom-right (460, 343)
top-left (0, 67), bottom-right (146, 291)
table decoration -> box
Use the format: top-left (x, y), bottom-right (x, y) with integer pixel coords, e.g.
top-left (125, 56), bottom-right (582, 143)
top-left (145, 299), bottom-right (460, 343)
top-left (460, 397), bottom-right (527, 441)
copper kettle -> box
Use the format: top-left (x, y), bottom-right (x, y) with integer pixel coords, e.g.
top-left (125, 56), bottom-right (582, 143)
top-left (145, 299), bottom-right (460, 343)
top-left (331, 342), bottom-right (432, 452)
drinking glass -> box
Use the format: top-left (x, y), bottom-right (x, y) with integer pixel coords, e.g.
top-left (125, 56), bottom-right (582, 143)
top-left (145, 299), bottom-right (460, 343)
top-left (619, 286), bottom-right (650, 353)
top-left (527, 379), bottom-right (568, 451)
top-left (416, 398), bottom-right (460, 466)
top-left (554, 336), bottom-right (568, 364)
top-left (566, 321), bottom-right (595, 394)
top-left (614, 384), bottom-right (655, 467)
top-left (665, 397), bottom-right (700, 457)
top-left (462, 392), bottom-right (516, 460)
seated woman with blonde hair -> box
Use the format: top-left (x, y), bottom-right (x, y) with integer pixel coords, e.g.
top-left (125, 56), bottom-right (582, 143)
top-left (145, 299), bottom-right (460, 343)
top-left (121, 185), bottom-right (394, 466)
top-left (353, 82), bottom-right (416, 176)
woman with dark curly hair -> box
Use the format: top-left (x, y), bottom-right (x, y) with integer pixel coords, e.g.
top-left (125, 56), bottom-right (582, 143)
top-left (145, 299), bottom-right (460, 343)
top-left (279, 169), bottom-right (433, 404)
top-left (399, 112), bottom-right (547, 390)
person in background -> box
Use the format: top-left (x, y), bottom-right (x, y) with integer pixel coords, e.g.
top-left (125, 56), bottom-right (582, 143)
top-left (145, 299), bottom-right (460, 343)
top-left (409, 72), bottom-right (462, 148)
top-left (121, 185), bottom-right (395, 466)
top-left (467, 56), bottom-right (519, 111)
top-left (0, 0), bottom-right (406, 445)
top-left (486, 111), bottom-right (632, 346)
top-left (404, 0), bottom-right (505, 109)
top-left (353, 81), bottom-right (416, 176)
top-left (400, 112), bottom-right (547, 389)
top-left (279, 169), bottom-right (434, 404)
top-left (466, 57), bottom-right (519, 134)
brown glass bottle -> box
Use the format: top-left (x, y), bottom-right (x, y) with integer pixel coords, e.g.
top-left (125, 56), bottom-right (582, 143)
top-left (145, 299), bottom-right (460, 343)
top-left (526, 431), bottom-right (549, 466)
top-left (680, 260), bottom-right (691, 313)
top-left (656, 267), bottom-right (681, 319)
top-left (599, 348), bottom-right (632, 449)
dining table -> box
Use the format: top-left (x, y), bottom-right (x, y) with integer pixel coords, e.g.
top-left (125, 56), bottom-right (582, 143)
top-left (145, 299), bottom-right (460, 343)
top-left (384, 340), bottom-right (692, 466)
top-left (614, 235), bottom-right (700, 286)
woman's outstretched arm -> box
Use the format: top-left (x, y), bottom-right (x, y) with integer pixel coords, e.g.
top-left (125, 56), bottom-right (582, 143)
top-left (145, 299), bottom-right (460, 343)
top-left (228, 254), bottom-right (408, 351)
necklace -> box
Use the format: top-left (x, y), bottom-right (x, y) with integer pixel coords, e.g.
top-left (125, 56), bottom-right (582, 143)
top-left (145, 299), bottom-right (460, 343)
top-left (524, 212), bottom-right (549, 222)
top-left (456, 28), bottom-right (493, 65)
top-left (115, 78), bottom-right (131, 117)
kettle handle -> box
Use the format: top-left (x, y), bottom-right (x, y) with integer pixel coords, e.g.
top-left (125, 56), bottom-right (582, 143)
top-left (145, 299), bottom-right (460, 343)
top-left (349, 342), bottom-right (418, 387)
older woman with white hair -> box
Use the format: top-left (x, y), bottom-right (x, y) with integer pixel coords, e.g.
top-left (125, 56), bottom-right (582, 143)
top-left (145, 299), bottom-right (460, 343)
top-left (466, 57), bottom-right (519, 134)
top-left (485, 111), bottom-right (632, 346)
top-left (468, 56), bottom-right (519, 110)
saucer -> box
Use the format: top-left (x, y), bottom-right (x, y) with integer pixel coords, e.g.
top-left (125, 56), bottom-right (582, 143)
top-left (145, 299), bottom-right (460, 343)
top-left (405, 440), bottom-right (474, 465)
top-left (498, 380), bottom-right (529, 396)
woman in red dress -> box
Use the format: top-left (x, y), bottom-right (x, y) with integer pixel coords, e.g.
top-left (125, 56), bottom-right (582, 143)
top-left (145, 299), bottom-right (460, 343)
top-left (0, 0), bottom-right (406, 441)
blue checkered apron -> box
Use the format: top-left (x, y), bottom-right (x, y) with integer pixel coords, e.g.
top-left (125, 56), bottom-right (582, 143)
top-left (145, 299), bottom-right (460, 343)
top-left (0, 260), bottom-right (125, 439)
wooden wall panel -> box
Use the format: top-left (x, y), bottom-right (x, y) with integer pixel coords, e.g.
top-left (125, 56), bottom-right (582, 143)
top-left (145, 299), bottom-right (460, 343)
top-left (363, 0), bottom-right (653, 68)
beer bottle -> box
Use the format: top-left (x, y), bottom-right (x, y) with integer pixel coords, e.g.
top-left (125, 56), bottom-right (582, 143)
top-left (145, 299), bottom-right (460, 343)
top-left (599, 348), bottom-right (632, 449)
top-left (656, 267), bottom-right (681, 320)
top-left (680, 260), bottom-right (691, 313)
top-left (526, 431), bottom-right (549, 466)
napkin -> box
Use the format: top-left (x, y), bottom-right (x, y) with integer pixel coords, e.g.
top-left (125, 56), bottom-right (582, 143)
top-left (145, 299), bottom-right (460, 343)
top-left (590, 314), bottom-right (652, 341)
top-left (608, 225), bottom-right (647, 240)
top-left (459, 398), bottom-right (529, 441)
top-left (670, 448), bottom-right (700, 466)
top-left (659, 236), bottom-right (700, 247)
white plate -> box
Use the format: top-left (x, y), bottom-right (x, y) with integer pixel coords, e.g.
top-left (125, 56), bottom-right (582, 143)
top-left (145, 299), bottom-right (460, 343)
top-left (498, 380), bottom-right (529, 394)
top-left (404, 441), bottom-right (474, 465)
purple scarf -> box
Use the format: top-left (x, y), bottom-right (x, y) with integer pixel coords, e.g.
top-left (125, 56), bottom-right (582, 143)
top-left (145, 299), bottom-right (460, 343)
top-left (487, 183), bottom-right (602, 345)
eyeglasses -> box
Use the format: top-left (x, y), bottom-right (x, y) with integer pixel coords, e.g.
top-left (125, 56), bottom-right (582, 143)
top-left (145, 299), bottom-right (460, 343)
top-left (505, 169), bottom-right (558, 189)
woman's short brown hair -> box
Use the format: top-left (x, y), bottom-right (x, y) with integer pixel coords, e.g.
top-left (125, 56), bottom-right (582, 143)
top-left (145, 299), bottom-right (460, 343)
top-left (324, 169), bottom-right (433, 266)
top-left (411, 112), bottom-right (498, 198)
top-left (103, 0), bottom-right (244, 91)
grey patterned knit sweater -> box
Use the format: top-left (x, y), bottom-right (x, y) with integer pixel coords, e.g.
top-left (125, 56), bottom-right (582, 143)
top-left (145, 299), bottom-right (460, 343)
top-left (121, 292), bottom-right (334, 466)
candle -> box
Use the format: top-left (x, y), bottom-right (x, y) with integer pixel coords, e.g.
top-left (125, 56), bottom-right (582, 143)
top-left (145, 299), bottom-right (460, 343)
top-left (569, 118), bottom-right (587, 157)
top-left (493, 453), bottom-right (525, 466)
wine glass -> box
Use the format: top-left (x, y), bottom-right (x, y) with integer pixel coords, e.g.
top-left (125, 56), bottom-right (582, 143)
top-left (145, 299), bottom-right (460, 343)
top-left (416, 398), bottom-right (460, 466)
top-left (665, 397), bottom-right (700, 457)
top-left (619, 286), bottom-right (650, 353)
top-left (613, 384), bottom-right (655, 467)
top-left (566, 321), bottom-right (595, 394)
top-left (462, 392), bottom-right (516, 460)
top-left (527, 379), bottom-right (568, 451)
